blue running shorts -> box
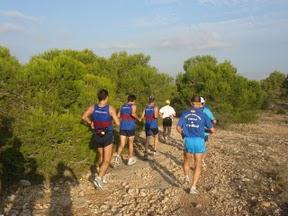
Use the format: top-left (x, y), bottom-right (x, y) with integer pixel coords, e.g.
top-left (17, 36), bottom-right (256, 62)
top-left (184, 137), bottom-right (206, 154)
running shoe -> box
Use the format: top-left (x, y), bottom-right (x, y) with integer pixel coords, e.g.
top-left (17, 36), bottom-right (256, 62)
top-left (190, 187), bottom-right (199, 194)
top-left (102, 175), bottom-right (107, 184)
top-left (112, 154), bottom-right (121, 167)
top-left (180, 175), bottom-right (190, 183)
top-left (93, 176), bottom-right (103, 189)
top-left (127, 157), bottom-right (137, 166)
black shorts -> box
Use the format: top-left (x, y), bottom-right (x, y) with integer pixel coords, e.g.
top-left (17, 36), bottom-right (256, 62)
top-left (145, 128), bottom-right (159, 137)
top-left (163, 117), bottom-right (172, 127)
top-left (120, 129), bottom-right (135, 137)
top-left (92, 132), bottom-right (114, 148)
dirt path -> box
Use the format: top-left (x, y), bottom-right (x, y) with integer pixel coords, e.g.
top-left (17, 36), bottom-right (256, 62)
top-left (1, 112), bottom-right (288, 216)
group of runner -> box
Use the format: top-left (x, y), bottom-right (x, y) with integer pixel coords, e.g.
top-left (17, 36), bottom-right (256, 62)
top-left (81, 89), bottom-right (216, 194)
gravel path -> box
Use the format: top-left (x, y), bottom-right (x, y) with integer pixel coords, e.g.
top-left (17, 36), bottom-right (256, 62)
top-left (1, 112), bottom-right (288, 216)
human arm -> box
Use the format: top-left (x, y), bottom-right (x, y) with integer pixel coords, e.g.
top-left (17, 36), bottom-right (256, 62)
top-left (81, 105), bottom-right (94, 128)
top-left (109, 105), bottom-right (120, 126)
top-left (131, 104), bottom-right (140, 121)
top-left (171, 107), bottom-right (176, 117)
top-left (176, 125), bottom-right (183, 135)
top-left (204, 113), bottom-right (215, 134)
top-left (139, 109), bottom-right (145, 122)
top-left (154, 106), bottom-right (159, 119)
top-left (159, 107), bottom-right (163, 118)
top-left (176, 114), bottom-right (184, 135)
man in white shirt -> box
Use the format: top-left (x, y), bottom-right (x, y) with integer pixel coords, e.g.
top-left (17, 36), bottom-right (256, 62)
top-left (159, 100), bottom-right (176, 143)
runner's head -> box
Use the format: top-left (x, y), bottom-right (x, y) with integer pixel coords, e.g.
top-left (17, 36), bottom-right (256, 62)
top-left (97, 89), bottom-right (109, 102)
top-left (128, 94), bottom-right (136, 103)
top-left (190, 96), bottom-right (202, 108)
top-left (148, 95), bottom-right (155, 104)
top-left (165, 99), bottom-right (170, 105)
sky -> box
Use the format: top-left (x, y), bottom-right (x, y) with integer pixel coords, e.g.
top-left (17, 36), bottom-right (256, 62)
top-left (1, 0), bottom-right (288, 80)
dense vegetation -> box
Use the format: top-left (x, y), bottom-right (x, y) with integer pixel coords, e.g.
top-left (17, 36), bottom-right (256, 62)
top-left (0, 46), bottom-right (287, 192)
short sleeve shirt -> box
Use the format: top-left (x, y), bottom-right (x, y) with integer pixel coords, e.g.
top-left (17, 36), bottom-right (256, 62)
top-left (177, 108), bottom-right (213, 138)
top-left (159, 105), bottom-right (176, 119)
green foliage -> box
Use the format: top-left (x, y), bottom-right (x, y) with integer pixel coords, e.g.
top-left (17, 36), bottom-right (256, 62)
top-left (175, 55), bottom-right (266, 125)
top-left (106, 51), bottom-right (175, 110)
top-left (2, 46), bottom-right (285, 185)
top-left (0, 46), bottom-right (175, 183)
top-left (261, 71), bottom-right (287, 109)
top-left (13, 109), bottom-right (92, 176)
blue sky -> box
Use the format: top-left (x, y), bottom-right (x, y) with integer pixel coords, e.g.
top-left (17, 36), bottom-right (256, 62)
top-left (1, 0), bottom-right (288, 79)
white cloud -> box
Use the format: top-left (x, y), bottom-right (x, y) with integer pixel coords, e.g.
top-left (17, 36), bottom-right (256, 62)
top-left (0, 23), bottom-right (24, 33)
top-left (0, 10), bottom-right (39, 21)
top-left (157, 30), bottom-right (230, 50)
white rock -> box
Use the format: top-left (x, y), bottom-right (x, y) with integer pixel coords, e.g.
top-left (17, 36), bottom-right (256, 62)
top-left (7, 194), bottom-right (16, 203)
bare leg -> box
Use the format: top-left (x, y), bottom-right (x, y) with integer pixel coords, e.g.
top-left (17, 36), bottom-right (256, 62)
top-left (153, 134), bottom-right (159, 151)
top-left (190, 154), bottom-right (195, 170)
top-left (128, 136), bottom-right (135, 158)
top-left (117, 135), bottom-right (127, 156)
top-left (202, 137), bottom-right (208, 162)
top-left (202, 152), bottom-right (207, 161)
top-left (191, 153), bottom-right (203, 188)
top-left (183, 152), bottom-right (193, 176)
top-left (163, 126), bottom-right (168, 141)
top-left (167, 126), bottom-right (172, 138)
top-left (145, 136), bottom-right (150, 153)
top-left (97, 147), bottom-right (104, 169)
top-left (98, 144), bottom-right (113, 178)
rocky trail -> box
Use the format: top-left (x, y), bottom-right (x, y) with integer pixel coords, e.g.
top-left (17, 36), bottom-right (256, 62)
top-left (1, 112), bottom-right (288, 216)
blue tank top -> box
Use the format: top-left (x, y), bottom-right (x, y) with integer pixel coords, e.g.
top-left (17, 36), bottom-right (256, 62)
top-left (144, 105), bottom-right (158, 129)
top-left (92, 104), bottom-right (113, 131)
top-left (120, 103), bottom-right (136, 130)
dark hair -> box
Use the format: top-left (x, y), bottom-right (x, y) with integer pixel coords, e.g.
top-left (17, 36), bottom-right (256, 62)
top-left (97, 89), bottom-right (109, 101)
top-left (148, 95), bottom-right (155, 103)
top-left (128, 94), bottom-right (136, 102)
top-left (191, 95), bottom-right (201, 103)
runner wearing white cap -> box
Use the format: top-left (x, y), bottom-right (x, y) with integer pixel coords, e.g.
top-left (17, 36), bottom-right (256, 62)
top-left (159, 100), bottom-right (176, 143)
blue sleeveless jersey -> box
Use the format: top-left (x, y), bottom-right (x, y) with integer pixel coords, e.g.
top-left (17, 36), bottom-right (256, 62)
top-left (120, 103), bottom-right (136, 130)
top-left (144, 105), bottom-right (158, 129)
top-left (92, 104), bottom-right (113, 131)
top-left (177, 108), bottom-right (212, 138)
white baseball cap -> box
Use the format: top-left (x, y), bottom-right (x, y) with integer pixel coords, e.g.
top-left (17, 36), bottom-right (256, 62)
top-left (200, 97), bottom-right (205, 103)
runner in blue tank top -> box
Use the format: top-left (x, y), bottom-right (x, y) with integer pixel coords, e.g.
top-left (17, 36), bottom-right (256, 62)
top-left (114, 95), bottom-right (140, 166)
top-left (140, 95), bottom-right (159, 159)
top-left (82, 89), bottom-right (120, 189)
top-left (176, 96), bottom-right (215, 194)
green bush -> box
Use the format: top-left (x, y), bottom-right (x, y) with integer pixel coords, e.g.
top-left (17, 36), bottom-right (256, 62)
top-left (175, 55), bottom-right (266, 126)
